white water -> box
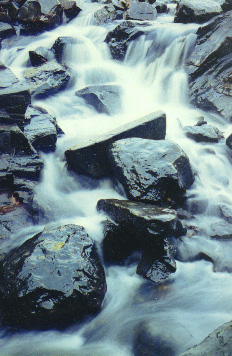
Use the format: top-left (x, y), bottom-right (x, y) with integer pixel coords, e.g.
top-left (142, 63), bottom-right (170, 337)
top-left (1, 4), bottom-right (232, 356)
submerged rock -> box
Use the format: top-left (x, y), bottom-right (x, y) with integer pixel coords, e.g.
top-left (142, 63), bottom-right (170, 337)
top-left (75, 84), bottom-right (121, 116)
top-left (188, 12), bottom-right (232, 121)
top-left (174, 0), bottom-right (222, 24)
top-left (127, 1), bottom-right (157, 21)
top-left (183, 124), bottom-right (224, 143)
top-left (109, 138), bottom-right (194, 204)
top-left (65, 111), bottom-right (166, 178)
top-left (179, 320), bottom-right (232, 356)
top-left (24, 60), bottom-right (70, 99)
top-left (0, 224), bottom-right (107, 329)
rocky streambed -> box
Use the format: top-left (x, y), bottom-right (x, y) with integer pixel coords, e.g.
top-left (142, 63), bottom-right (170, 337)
top-left (0, 0), bottom-right (232, 355)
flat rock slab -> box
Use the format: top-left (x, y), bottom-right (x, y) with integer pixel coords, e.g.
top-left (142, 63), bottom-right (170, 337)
top-left (0, 22), bottom-right (16, 39)
top-left (210, 220), bottom-right (232, 239)
top-left (174, 0), bottom-right (222, 24)
top-left (97, 199), bottom-right (184, 237)
top-left (0, 224), bottom-right (107, 329)
top-left (183, 124), bottom-right (224, 143)
top-left (188, 12), bottom-right (232, 121)
top-left (109, 138), bottom-right (194, 204)
top-left (75, 84), bottom-right (121, 116)
top-left (65, 110), bottom-right (166, 178)
top-left (1, 153), bottom-right (43, 180)
top-left (179, 320), bottom-right (232, 356)
top-left (24, 60), bottom-right (70, 99)
top-left (24, 106), bottom-right (57, 152)
top-left (127, 1), bottom-right (157, 21)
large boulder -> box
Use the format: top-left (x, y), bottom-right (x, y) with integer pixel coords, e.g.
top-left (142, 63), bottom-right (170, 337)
top-left (93, 4), bottom-right (116, 25)
top-left (179, 320), bottom-right (232, 356)
top-left (127, 1), bottom-right (157, 20)
top-left (109, 138), bottom-right (194, 204)
top-left (174, 0), bottom-right (222, 24)
top-left (183, 124), bottom-right (224, 143)
top-left (75, 84), bottom-right (121, 116)
top-left (24, 106), bottom-right (58, 152)
top-left (0, 65), bottom-right (31, 126)
top-left (0, 123), bottom-right (34, 155)
top-left (0, 22), bottom-right (16, 38)
top-left (1, 153), bottom-right (43, 180)
top-left (52, 36), bottom-right (80, 66)
top-left (59, 0), bottom-right (82, 21)
top-left (24, 60), bottom-right (70, 99)
top-left (65, 111), bottom-right (166, 178)
top-left (104, 21), bottom-right (144, 61)
top-left (188, 12), bottom-right (232, 121)
top-left (0, 224), bottom-right (107, 329)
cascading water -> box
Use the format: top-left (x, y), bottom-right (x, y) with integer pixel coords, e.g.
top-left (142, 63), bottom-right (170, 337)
top-left (1, 3), bottom-right (232, 356)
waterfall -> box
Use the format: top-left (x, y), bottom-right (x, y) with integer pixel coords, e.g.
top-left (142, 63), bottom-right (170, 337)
top-left (1, 4), bottom-right (232, 356)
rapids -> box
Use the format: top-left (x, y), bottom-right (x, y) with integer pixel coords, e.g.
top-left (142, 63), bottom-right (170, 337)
top-left (1, 2), bottom-right (232, 355)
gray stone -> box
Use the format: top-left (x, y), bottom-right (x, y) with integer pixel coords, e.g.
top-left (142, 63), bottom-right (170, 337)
top-left (0, 123), bottom-right (34, 154)
top-left (29, 47), bottom-right (54, 66)
top-left (51, 36), bottom-right (80, 66)
top-left (183, 124), bottom-right (224, 143)
top-left (65, 111), bottom-right (166, 178)
top-left (59, 0), bottom-right (82, 20)
top-left (210, 220), bottom-right (232, 239)
top-left (0, 22), bottom-right (16, 39)
top-left (109, 138), bottom-right (194, 204)
top-left (93, 4), bottom-right (116, 25)
top-left (0, 224), bottom-right (107, 329)
top-left (127, 1), bottom-right (157, 21)
top-left (75, 84), bottom-right (121, 116)
top-left (24, 60), bottom-right (70, 99)
top-left (174, 0), bottom-right (222, 24)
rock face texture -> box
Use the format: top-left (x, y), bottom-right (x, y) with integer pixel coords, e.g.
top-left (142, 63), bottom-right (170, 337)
top-left (65, 111), bottom-right (166, 178)
top-left (179, 320), bottom-right (232, 356)
top-left (174, 0), bottom-right (222, 24)
top-left (183, 124), bottom-right (224, 143)
top-left (127, 1), bottom-right (157, 21)
top-left (188, 12), bottom-right (232, 121)
top-left (109, 138), bottom-right (194, 204)
top-left (0, 224), bottom-right (107, 329)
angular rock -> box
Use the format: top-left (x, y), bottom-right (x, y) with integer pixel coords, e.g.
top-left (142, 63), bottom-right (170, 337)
top-left (0, 123), bottom-right (34, 154)
top-left (210, 220), bottom-right (232, 239)
top-left (154, 1), bottom-right (168, 13)
top-left (174, 0), bottom-right (222, 24)
top-left (1, 153), bottom-right (43, 180)
top-left (219, 204), bottom-right (232, 223)
top-left (75, 84), bottom-right (121, 116)
top-left (127, 1), bottom-right (157, 21)
top-left (0, 64), bottom-right (31, 125)
top-left (24, 60), bottom-right (70, 99)
top-left (109, 138), bottom-right (194, 204)
top-left (65, 111), bottom-right (166, 178)
top-left (188, 12), bottom-right (232, 121)
top-left (0, 22), bottom-right (16, 39)
top-left (226, 133), bottom-right (232, 150)
top-left (24, 106), bottom-right (58, 152)
top-left (93, 4), bottom-right (116, 25)
top-left (17, 0), bottom-right (41, 23)
top-left (183, 124), bottom-right (224, 143)
top-left (59, 0), bottom-right (82, 20)
top-left (29, 48), bottom-right (49, 66)
top-left (52, 36), bottom-right (79, 66)
top-left (0, 224), bottom-right (107, 329)
top-left (104, 21), bottom-right (144, 61)
top-left (97, 199), bottom-right (185, 238)
top-left (179, 320), bottom-right (232, 356)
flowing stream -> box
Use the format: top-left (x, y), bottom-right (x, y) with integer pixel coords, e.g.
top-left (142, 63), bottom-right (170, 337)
top-left (1, 3), bottom-right (232, 355)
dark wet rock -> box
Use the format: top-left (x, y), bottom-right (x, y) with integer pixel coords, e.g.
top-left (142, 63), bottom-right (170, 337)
top-left (187, 198), bottom-right (208, 215)
top-left (188, 12), bottom-right (232, 121)
top-left (52, 36), bottom-right (79, 66)
top-left (0, 22), bottom-right (16, 38)
top-left (0, 123), bottom-right (34, 154)
top-left (0, 224), bottom-right (107, 329)
top-left (174, 0), bottom-right (222, 24)
top-left (24, 60), bottom-right (70, 99)
top-left (226, 133), bottom-right (232, 150)
top-left (195, 116), bottom-right (207, 126)
top-left (59, 0), bottom-right (82, 20)
top-left (24, 106), bottom-right (58, 152)
top-left (104, 21), bottom-right (144, 61)
top-left (210, 220), bottom-right (232, 239)
top-left (1, 153), bottom-right (43, 180)
top-left (127, 1), bottom-right (157, 20)
top-left (29, 47), bottom-right (51, 66)
top-left (65, 111), bottom-right (166, 178)
top-left (0, 109), bottom-right (16, 125)
top-left (154, 1), bottom-right (168, 13)
top-left (179, 320), bottom-right (232, 356)
top-left (0, 64), bottom-right (30, 125)
top-left (75, 84), bottom-right (121, 116)
top-left (97, 199), bottom-right (185, 238)
top-left (109, 138), bottom-right (194, 204)
top-left (17, 0), bottom-right (62, 31)
top-left (93, 4), bottom-right (116, 25)
top-left (7, 1), bottom-right (20, 21)
top-left (183, 124), bottom-right (224, 143)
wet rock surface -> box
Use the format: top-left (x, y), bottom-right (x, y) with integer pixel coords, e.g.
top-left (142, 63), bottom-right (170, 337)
top-left (59, 0), bottom-right (82, 21)
top-left (210, 220), bottom-right (232, 239)
top-left (127, 1), bottom-right (157, 21)
top-left (0, 22), bottom-right (16, 38)
top-left (24, 60), bottom-right (70, 99)
top-left (179, 320), bottom-right (232, 356)
top-left (174, 0), bottom-right (222, 24)
top-left (65, 111), bottom-right (166, 178)
top-left (52, 36), bottom-right (79, 66)
top-left (0, 224), bottom-right (107, 329)
top-left (93, 4), bottom-right (116, 25)
top-left (188, 11), bottom-right (232, 121)
top-left (183, 124), bottom-right (224, 143)
top-left (109, 138), bottom-right (194, 204)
